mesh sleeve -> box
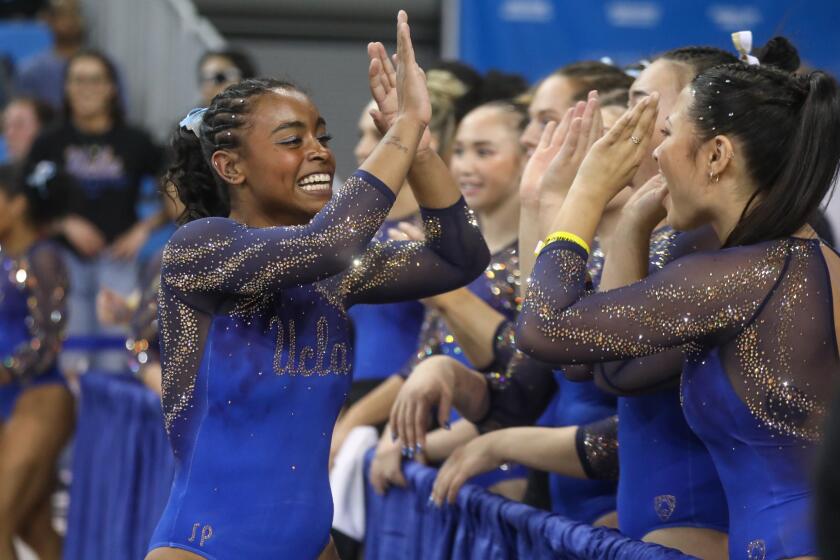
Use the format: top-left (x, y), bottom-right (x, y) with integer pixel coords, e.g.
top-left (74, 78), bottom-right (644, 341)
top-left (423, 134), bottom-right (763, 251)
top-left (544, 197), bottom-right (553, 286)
top-left (476, 351), bottom-right (557, 433)
top-left (516, 239), bottom-right (788, 371)
top-left (0, 243), bottom-right (68, 382)
top-left (160, 170), bottom-right (395, 312)
top-left (575, 415), bottom-right (619, 480)
top-left (338, 198), bottom-right (490, 306)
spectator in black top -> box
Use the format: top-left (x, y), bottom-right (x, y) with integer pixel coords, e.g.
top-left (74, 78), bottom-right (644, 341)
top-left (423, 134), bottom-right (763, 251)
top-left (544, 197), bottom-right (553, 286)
top-left (27, 49), bottom-right (165, 371)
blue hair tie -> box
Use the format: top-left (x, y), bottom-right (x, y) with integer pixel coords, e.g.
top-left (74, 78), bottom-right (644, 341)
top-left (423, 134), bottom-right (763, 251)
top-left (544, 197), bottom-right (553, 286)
top-left (26, 160), bottom-right (56, 199)
top-left (180, 107), bottom-right (207, 137)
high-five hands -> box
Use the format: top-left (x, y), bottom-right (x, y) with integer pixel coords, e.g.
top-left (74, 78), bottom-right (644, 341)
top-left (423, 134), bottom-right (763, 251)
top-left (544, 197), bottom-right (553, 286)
top-left (366, 11), bottom-right (433, 151)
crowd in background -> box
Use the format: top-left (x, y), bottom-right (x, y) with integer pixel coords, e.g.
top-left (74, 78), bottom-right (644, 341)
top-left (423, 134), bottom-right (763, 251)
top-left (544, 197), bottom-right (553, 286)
top-left (0, 2), bottom-right (839, 560)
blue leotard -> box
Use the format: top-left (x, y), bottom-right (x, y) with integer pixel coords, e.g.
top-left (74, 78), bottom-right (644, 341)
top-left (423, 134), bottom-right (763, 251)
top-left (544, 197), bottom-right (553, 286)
top-left (483, 231), bottom-right (727, 532)
top-left (518, 236), bottom-right (835, 559)
top-left (347, 219), bottom-right (425, 382)
top-left (148, 171), bottom-right (489, 559)
top-left (0, 241), bottom-right (68, 420)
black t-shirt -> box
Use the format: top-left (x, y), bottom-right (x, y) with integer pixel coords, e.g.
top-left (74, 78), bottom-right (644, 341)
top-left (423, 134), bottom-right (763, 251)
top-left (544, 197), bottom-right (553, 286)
top-left (27, 121), bottom-right (163, 242)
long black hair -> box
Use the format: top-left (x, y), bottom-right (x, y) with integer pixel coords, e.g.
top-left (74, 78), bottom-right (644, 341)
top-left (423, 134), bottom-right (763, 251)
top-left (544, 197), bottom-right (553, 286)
top-left (166, 78), bottom-right (301, 224)
top-left (62, 49), bottom-right (125, 126)
top-left (687, 39), bottom-right (840, 246)
top-left (0, 161), bottom-right (73, 227)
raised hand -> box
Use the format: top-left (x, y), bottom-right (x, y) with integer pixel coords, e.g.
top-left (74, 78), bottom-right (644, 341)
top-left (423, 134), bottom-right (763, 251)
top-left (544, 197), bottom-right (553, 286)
top-left (394, 10), bottom-right (431, 127)
top-left (538, 91), bottom-right (603, 202)
top-left (571, 92), bottom-right (660, 203)
top-left (367, 38), bottom-right (433, 151)
top-left (621, 173), bottom-right (669, 232)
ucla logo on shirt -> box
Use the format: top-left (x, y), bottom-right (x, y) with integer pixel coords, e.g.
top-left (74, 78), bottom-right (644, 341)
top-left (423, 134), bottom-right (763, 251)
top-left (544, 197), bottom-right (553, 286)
top-left (272, 316), bottom-right (351, 377)
top-left (747, 539), bottom-right (766, 560)
top-left (654, 495), bottom-right (676, 521)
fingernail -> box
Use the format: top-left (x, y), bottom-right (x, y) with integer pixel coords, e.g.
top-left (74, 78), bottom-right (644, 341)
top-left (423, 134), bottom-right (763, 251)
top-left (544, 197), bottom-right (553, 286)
top-left (415, 443), bottom-right (423, 452)
top-left (401, 446), bottom-right (409, 457)
top-left (427, 494), bottom-right (435, 506)
top-left (444, 421), bottom-right (451, 430)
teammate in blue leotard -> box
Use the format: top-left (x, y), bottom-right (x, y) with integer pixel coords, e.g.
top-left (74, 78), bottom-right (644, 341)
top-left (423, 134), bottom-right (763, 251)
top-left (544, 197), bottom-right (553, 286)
top-left (146, 13), bottom-right (489, 560)
top-left (512, 46), bottom-right (840, 560)
top-left (0, 162), bottom-right (74, 560)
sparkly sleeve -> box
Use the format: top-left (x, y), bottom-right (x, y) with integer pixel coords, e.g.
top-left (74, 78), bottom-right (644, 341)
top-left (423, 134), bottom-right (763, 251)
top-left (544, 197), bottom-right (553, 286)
top-left (587, 227), bottom-right (721, 394)
top-left (161, 170), bottom-right (395, 311)
top-left (128, 254), bottom-right (162, 363)
top-left (516, 240), bottom-right (789, 368)
top-left (396, 309), bottom-right (442, 379)
top-left (0, 244), bottom-right (67, 382)
top-left (338, 198), bottom-right (490, 306)
top-left (575, 415), bottom-right (619, 480)
top-left (476, 350), bottom-right (557, 433)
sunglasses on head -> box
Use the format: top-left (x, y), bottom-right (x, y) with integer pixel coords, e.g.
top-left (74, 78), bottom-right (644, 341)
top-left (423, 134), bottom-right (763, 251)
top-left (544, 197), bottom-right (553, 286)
top-left (200, 69), bottom-right (242, 86)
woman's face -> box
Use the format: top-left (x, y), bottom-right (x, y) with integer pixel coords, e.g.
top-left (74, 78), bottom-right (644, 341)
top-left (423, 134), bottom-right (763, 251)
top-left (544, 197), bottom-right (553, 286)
top-left (627, 59), bottom-right (688, 188)
top-left (520, 75), bottom-right (577, 155)
top-left (451, 106), bottom-right (525, 213)
top-left (354, 100), bottom-right (380, 166)
top-left (653, 87), bottom-right (717, 231)
top-left (200, 56), bottom-right (243, 106)
top-left (3, 101), bottom-right (41, 162)
top-left (226, 89), bottom-right (336, 224)
top-left (65, 56), bottom-right (115, 122)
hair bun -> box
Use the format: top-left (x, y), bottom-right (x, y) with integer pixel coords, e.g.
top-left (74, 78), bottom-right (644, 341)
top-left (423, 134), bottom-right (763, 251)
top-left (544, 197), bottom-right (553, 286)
top-left (755, 36), bottom-right (800, 72)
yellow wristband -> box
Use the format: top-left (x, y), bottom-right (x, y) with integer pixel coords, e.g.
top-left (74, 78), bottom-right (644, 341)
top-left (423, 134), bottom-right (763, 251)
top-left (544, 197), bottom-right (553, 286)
top-left (535, 231), bottom-right (591, 257)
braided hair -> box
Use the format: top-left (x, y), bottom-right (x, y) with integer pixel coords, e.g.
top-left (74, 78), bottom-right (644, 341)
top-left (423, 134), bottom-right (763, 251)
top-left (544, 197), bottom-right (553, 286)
top-left (166, 78), bottom-right (300, 224)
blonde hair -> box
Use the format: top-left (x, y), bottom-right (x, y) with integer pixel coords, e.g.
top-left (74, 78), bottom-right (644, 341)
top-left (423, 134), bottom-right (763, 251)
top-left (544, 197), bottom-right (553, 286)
top-left (426, 69), bottom-right (469, 157)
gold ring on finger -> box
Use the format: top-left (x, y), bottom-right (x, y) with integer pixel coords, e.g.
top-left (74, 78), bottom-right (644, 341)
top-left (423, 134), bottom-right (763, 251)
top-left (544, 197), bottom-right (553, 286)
top-left (630, 136), bottom-right (642, 145)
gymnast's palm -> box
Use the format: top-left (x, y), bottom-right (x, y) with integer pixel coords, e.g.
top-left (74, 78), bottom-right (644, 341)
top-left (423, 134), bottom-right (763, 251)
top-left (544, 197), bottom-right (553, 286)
top-left (395, 11), bottom-right (431, 126)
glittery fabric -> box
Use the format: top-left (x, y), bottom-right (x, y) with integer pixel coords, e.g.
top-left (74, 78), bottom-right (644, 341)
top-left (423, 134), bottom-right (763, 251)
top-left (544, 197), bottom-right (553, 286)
top-left (348, 217), bottom-right (425, 382)
top-left (576, 415), bottom-right (619, 480)
top-left (399, 241), bottom-right (520, 377)
top-left (515, 227), bottom-right (728, 537)
top-left (519, 234), bottom-right (836, 557)
top-left (125, 253), bottom-right (162, 374)
top-left (0, 241), bottom-right (68, 420)
top-left (150, 170), bottom-right (489, 559)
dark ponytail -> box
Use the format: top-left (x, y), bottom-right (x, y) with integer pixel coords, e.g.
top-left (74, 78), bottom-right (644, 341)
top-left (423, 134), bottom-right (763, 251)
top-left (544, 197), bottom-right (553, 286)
top-left (690, 63), bottom-right (840, 246)
top-left (166, 78), bottom-right (301, 224)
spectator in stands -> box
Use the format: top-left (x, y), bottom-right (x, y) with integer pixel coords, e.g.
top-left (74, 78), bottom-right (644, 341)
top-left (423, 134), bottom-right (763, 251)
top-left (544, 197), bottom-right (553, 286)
top-left (197, 48), bottom-right (257, 106)
top-left (0, 162), bottom-right (74, 560)
top-left (2, 96), bottom-right (54, 162)
top-left (15, 0), bottom-right (85, 110)
top-left (27, 49), bottom-right (165, 371)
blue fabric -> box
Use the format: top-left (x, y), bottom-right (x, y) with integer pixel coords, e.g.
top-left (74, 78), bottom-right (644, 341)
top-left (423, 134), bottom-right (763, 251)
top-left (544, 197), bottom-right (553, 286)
top-left (364, 451), bottom-right (693, 560)
top-left (0, 241), bottom-right (67, 419)
top-left (616, 391), bottom-right (729, 539)
top-left (548, 372), bottom-right (617, 523)
top-left (683, 348), bottom-right (815, 559)
top-left (151, 181), bottom-right (489, 559)
top-left (64, 372), bottom-right (175, 560)
top-left (349, 219), bottom-right (425, 381)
